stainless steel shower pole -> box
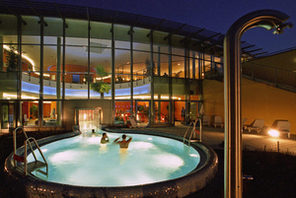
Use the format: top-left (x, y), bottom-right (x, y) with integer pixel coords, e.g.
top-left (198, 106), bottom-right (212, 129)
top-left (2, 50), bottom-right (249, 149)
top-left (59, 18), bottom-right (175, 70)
top-left (224, 10), bottom-right (290, 198)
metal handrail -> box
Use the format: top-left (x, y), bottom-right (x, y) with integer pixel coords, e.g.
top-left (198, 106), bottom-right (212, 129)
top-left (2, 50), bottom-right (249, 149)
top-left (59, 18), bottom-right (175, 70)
top-left (24, 137), bottom-right (48, 176)
top-left (183, 122), bottom-right (193, 144)
top-left (13, 126), bottom-right (37, 166)
top-left (183, 119), bottom-right (202, 146)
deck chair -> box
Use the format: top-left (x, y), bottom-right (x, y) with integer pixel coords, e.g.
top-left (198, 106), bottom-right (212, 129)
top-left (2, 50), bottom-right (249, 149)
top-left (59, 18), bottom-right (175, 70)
top-left (244, 119), bottom-right (264, 133)
top-left (202, 115), bottom-right (210, 126)
top-left (213, 115), bottom-right (224, 128)
top-left (271, 120), bottom-right (291, 138)
top-left (129, 116), bottom-right (138, 128)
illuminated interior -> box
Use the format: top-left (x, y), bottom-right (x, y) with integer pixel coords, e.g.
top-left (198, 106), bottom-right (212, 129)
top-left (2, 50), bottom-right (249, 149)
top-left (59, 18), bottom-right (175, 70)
top-left (0, 14), bottom-right (223, 130)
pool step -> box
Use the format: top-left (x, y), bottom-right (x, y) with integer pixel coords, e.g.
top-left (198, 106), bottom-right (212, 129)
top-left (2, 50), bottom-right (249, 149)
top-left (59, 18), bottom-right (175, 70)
top-left (27, 161), bottom-right (47, 175)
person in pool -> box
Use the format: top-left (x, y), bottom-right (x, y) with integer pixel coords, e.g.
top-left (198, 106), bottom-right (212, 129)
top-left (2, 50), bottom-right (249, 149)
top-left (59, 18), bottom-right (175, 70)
top-left (100, 133), bottom-right (109, 144)
top-left (113, 134), bottom-right (132, 149)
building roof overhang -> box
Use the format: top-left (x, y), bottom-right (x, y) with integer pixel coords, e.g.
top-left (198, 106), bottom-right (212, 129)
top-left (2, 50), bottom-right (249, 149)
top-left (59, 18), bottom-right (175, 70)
top-left (0, 0), bottom-right (263, 58)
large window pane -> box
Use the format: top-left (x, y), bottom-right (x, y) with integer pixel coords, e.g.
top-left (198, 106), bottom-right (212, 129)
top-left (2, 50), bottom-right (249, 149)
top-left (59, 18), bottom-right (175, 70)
top-left (43, 101), bottom-right (58, 126)
top-left (133, 51), bottom-right (151, 100)
top-left (171, 35), bottom-right (185, 50)
top-left (133, 27), bottom-right (150, 51)
top-left (22, 72), bottom-right (39, 100)
top-left (154, 53), bottom-right (169, 100)
top-left (65, 46), bottom-right (88, 99)
top-left (90, 22), bottom-right (112, 100)
top-left (115, 24), bottom-right (130, 49)
top-left (115, 101), bottom-right (131, 124)
top-left (136, 101), bottom-right (149, 125)
top-left (174, 101), bottom-right (186, 123)
top-left (90, 48), bottom-right (112, 99)
top-left (172, 55), bottom-right (184, 78)
top-left (0, 14), bottom-right (18, 87)
top-left (44, 17), bottom-right (63, 45)
top-left (153, 31), bottom-right (169, 53)
top-left (21, 45), bottom-right (40, 99)
top-left (66, 19), bottom-right (88, 45)
top-left (115, 48), bottom-right (130, 99)
top-left (43, 45), bottom-right (63, 99)
top-left (154, 101), bottom-right (169, 123)
top-left (22, 101), bottom-right (39, 126)
top-left (0, 14), bottom-right (18, 44)
top-left (172, 78), bottom-right (186, 100)
top-left (0, 44), bottom-right (19, 99)
top-left (91, 21), bottom-right (111, 41)
top-left (22, 16), bottom-right (40, 44)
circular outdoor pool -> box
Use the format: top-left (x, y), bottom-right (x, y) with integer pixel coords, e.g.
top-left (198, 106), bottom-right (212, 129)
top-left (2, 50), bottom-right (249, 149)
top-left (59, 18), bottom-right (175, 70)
top-left (28, 132), bottom-right (200, 187)
top-left (5, 130), bottom-right (218, 198)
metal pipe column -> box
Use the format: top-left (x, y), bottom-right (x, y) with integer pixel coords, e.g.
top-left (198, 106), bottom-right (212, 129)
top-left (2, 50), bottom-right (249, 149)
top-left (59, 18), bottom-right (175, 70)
top-left (224, 10), bottom-right (290, 198)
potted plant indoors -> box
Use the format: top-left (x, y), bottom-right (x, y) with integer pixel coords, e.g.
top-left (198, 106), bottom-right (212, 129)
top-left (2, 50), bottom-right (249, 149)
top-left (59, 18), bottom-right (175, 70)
top-left (90, 65), bottom-right (111, 98)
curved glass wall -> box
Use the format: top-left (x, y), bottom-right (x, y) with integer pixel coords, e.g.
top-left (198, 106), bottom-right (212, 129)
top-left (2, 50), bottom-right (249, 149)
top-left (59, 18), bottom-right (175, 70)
top-left (0, 14), bottom-right (223, 131)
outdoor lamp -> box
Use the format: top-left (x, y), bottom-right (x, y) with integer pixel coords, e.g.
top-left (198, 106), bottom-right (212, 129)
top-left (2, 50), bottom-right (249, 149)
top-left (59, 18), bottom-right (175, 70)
top-left (268, 129), bottom-right (280, 138)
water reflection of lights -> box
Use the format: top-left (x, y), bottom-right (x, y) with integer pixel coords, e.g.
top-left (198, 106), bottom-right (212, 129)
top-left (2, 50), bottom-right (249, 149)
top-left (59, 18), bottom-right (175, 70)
top-left (189, 153), bottom-right (199, 158)
top-left (130, 142), bottom-right (154, 150)
top-left (86, 136), bottom-right (100, 144)
top-left (50, 150), bottom-right (83, 164)
top-left (154, 154), bottom-right (184, 168)
top-left (83, 113), bottom-right (87, 120)
top-left (99, 144), bottom-right (108, 153)
top-left (41, 149), bottom-right (48, 153)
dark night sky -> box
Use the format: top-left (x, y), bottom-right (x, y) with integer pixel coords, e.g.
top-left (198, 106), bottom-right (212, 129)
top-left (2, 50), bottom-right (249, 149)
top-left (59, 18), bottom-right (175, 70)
top-left (36, 0), bottom-right (296, 54)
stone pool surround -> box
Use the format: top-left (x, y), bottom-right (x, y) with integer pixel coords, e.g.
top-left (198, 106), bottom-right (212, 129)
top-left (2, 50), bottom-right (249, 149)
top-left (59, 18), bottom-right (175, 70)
top-left (5, 129), bottom-right (218, 198)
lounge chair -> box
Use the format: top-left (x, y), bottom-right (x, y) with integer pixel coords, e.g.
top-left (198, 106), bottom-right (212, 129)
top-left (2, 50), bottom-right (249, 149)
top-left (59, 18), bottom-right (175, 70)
top-left (243, 119), bottom-right (265, 133)
top-left (129, 116), bottom-right (138, 128)
top-left (202, 115), bottom-right (210, 126)
top-left (213, 115), bottom-right (224, 128)
top-left (271, 120), bottom-right (291, 138)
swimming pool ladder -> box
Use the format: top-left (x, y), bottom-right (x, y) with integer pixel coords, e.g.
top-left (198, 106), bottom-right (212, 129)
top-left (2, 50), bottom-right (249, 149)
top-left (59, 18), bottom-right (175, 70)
top-left (13, 127), bottom-right (48, 176)
top-left (183, 118), bottom-right (202, 146)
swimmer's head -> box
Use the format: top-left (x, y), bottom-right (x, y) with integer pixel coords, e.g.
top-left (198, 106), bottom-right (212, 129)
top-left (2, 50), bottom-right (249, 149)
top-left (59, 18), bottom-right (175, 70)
top-left (122, 134), bottom-right (126, 139)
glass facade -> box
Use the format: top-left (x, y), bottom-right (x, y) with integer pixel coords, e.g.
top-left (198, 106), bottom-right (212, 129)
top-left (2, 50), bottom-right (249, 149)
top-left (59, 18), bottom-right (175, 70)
top-left (0, 14), bottom-right (223, 131)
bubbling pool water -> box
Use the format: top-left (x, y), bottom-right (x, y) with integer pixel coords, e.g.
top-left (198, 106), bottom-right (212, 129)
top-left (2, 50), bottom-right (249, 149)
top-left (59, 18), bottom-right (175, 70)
top-left (28, 132), bottom-right (200, 187)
